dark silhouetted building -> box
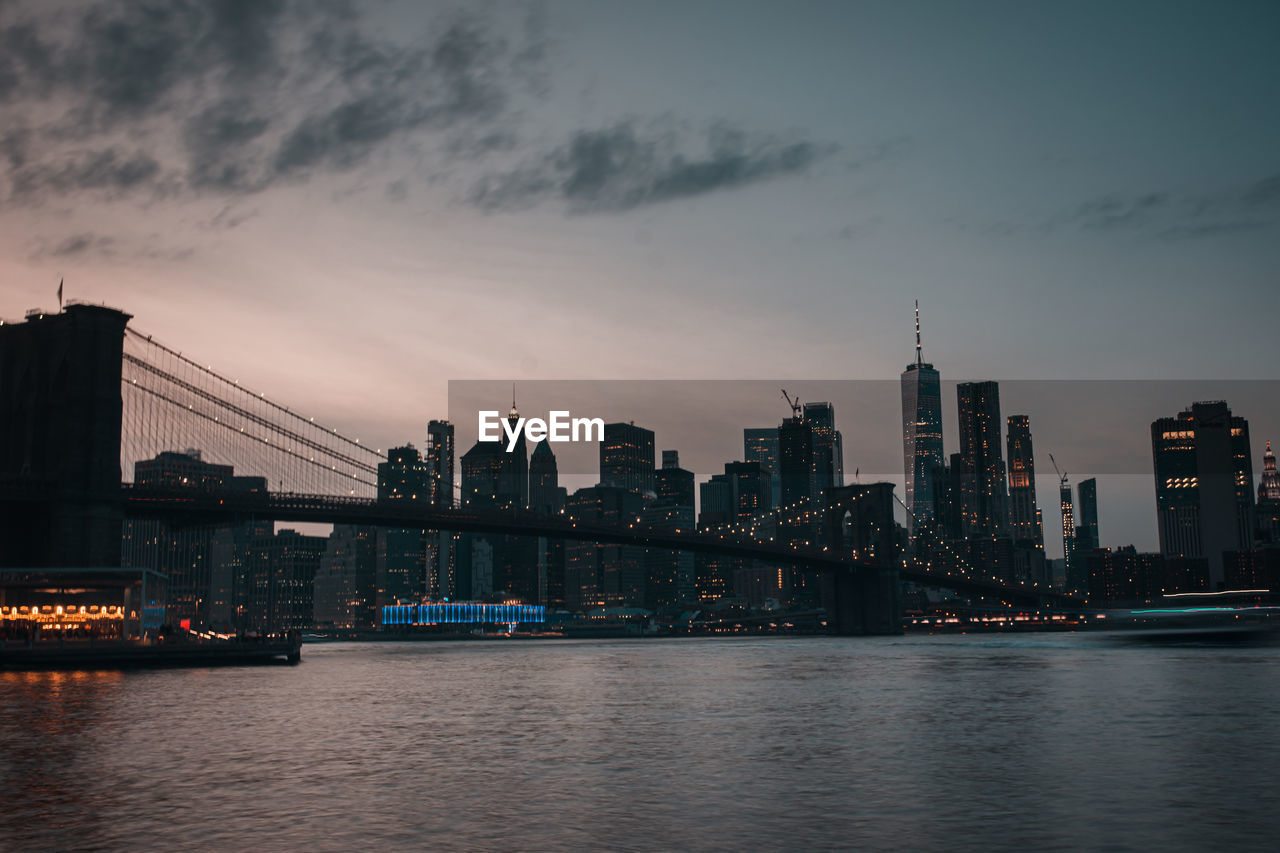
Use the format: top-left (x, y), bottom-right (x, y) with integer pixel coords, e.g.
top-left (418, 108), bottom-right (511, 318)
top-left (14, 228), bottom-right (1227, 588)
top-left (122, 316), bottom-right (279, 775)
top-left (530, 439), bottom-right (567, 514)
top-left (1086, 546), bottom-right (1164, 603)
top-left (1005, 415), bottom-right (1044, 546)
top-left (530, 440), bottom-right (567, 606)
top-left (648, 450), bottom-right (695, 606)
top-left (457, 402), bottom-right (535, 603)
top-left (1152, 401), bottom-right (1255, 589)
top-left (461, 439), bottom-right (506, 507)
top-left (376, 445), bottom-right (429, 608)
top-left (778, 414), bottom-right (815, 550)
top-left (426, 420), bottom-right (454, 505)
top-left (744, 428), bottom-right (782, 507)
top-left (313, 525), bottom-right (377, 630)
top-left (563, 485), bottom-right (644, 609)
top-left (656, 449), bottom-right (696, 509)
top-left (122, 449), bottom-right (268, 629)
top-left (245, 528), bottom-right (327, 631)
top-left (804, 401), bottom-right (843, 495)
top-left (1077, 477), bottom-right (1099, 552)
top-left (600, 421), bottom-right (655, 496)
top-left (956, 381), bottom-right (1008, 538)
top-left (425, 419), bottom-right (455, 600)
top-left (1256, 440), bottom-right (1280, 545)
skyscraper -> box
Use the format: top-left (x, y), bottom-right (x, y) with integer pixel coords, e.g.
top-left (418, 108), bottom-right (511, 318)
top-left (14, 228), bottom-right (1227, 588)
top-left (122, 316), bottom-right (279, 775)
top-left (459, 401), bottom-right (527, 510)
top-left (123, 449), bottom-right (269, 630)
top-left (1257, 441), bottom-right (1280, 545)
top-left (901, 302), bottom-right (944, 536)
top-left (744, 428), bottom-right (782, 507)
top-left (376, 445), bottom-right (428, 607)
top-left (1260, 441), bottom-right (1280, 503)
top-left (1151, 401), bottom-right (1255, 589)
top-left (500, 396), bottom-right (529, 508)
top-left (1060, 478), bottom-right (1077, 592)
top-left (1005, 415), bottom-right (1044, 546)
top-left (656, 449), bottom-right (696, 509)
top-left (425, 420), bottom-right (454, 507)
top-left (313, 525), bottom-right (377, 630)
top-left (563, 485), bottom-right (644, 609)
top-left (646, 450), bottom-right (696, 607)
top-left (245, 528), bottom-right (327, 632)
top-left (530, 439), bottom-right (567, 514)
top-left (528, 440), bottom-right (567, 608)
top-left (425, 419), bottom-right (455, 600)
top-left (1077, 478), bottom-right (1099, 552)
top-left (778, 416), bottom-right (814, 511)
top-left (956, 380), bottom-right (1008, 538)
top-left (599, 421), bottom-right (655, 496)
top-left (803, 401), bottom-right (843, 495)
top-left (378, 445), bottom-right (429, 503)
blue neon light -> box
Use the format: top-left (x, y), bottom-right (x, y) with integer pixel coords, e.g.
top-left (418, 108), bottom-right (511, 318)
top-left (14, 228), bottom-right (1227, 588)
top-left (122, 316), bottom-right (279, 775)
top-left (379, 602), bottom-right (546, 628)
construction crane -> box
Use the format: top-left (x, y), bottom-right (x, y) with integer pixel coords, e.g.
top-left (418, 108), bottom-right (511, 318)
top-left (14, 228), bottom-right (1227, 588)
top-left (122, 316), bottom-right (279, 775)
top-left (1049, 453), bottom-right (1068, 489)
top-left (780, 388), bottom-right (802, 418)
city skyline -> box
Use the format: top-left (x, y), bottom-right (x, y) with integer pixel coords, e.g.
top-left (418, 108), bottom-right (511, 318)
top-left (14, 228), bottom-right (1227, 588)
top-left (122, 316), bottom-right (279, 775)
top-left (95, 359), bottom-right (1280, 561)
top-left (2, 0), bottom-right (1279, 558)
top-left (2, 1), bottom-right (1278, 430)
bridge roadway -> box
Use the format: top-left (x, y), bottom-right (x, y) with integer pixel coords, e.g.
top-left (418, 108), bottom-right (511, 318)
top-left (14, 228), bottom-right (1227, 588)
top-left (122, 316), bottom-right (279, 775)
top-left (120, 484), bottom-right (1079, 608)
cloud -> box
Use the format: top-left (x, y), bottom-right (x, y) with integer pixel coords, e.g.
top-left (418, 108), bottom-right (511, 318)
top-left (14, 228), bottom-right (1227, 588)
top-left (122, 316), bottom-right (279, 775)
top-left (2, 1), bottom-right (828, 216)
top-left (28, 230), bottom-right (195, 263)
top-left (0, 1), bottom-right (540, 204)
top-left (1051, 175), bottom-right (1280, 240)
top-left (207, 204), bottom-right (259, 229)
top-left (470, 121), bottom-right (828, 213)
top-left (384, 180), bottom-right (408, 202)
top-left (46, 232), bottom-right (116, 258)
top-left (9, 147), bottom-right (163, 200)
top-left (1061, 192), bottom-right (1170, 231)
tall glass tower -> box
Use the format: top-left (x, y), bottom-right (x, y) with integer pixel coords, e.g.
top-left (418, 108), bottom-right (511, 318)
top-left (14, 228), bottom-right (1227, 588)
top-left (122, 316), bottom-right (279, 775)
top-left (900, 301), bottom-right (943, 535)
top-left (957, 380), bottom-right (1008, 538)
top-left (1006, 415), bottom-right (1044, 546)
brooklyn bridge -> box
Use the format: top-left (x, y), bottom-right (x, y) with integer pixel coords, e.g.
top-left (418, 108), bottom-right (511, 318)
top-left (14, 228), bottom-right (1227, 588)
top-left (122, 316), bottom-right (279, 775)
top-left (0, 303), bottom-right (1078, 635)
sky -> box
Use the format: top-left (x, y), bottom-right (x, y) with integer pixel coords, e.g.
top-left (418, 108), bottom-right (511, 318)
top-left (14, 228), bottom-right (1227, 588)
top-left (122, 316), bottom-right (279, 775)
top-left (2, 0), bottom-right (1279, 553)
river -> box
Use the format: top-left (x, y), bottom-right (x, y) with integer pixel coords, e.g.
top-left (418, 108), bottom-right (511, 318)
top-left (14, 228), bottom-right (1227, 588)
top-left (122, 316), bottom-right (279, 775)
top-left (2, 634), bottom-right (1278, 851)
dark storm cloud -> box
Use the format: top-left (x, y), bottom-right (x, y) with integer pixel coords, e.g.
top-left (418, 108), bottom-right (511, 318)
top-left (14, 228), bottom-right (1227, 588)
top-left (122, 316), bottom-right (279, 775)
top-left (9, 148), bottom-right (163, 199)
top-left (2, 1), bottom-right (825, 215)
top-left (27, 231), bottom-right (120, 261)
top-left (0, 1), bottom-right (534, 203)
top-left (1052, 174), bottom-right (1280, 240)
top-left (182, 99), bottom-right (272, 192)
top-left (27, 229), bottom-right (196, 262)
top-left (470, 122), bottom-right (827, 213)
top-left (48, 233), bottom-right (113, 258)
top-left (273, 17), bottom-right (512, 179)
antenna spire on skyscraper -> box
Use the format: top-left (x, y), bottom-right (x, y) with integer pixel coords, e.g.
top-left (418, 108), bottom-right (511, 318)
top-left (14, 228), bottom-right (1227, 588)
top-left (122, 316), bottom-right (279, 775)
top-left (915, 299), bottom-right (922, 366)
top-left (509, 383), bottom-right (518, 419)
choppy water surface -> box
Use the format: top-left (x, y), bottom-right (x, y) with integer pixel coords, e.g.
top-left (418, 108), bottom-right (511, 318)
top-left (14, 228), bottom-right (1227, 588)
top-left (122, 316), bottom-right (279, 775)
top-left (3, 634), bottom-right (1279, 851)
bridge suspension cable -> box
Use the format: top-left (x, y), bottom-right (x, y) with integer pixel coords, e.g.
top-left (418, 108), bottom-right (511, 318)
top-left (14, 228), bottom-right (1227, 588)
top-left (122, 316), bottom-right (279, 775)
top-left (120, 326), bottom-right (385, 496)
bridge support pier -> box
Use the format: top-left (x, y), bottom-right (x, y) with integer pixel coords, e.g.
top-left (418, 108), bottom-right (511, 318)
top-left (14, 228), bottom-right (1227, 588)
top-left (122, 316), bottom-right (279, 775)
top-left (821, 483), bottom-right (902, 636)
top-left (0, 304), bottom-right (131, 569)
top-left (821, 567), bottom-right (901, 635)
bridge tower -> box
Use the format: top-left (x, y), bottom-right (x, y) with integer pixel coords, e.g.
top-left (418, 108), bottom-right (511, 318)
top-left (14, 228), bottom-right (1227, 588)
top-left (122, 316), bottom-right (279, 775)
top-left (820, 483), bottom-right (902, 635)
top-left (0, 304), bottom-right (132, 568)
